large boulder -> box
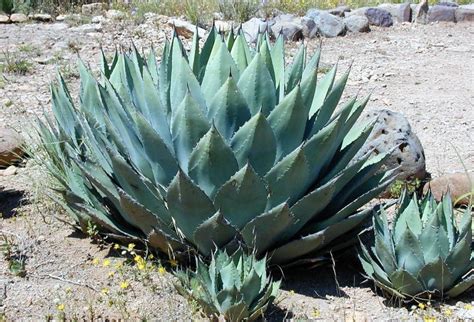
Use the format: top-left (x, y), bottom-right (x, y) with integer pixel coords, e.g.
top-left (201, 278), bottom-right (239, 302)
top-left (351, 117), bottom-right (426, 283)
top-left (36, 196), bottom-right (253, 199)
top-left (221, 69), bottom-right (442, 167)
top-left (313, 10), bottom-right (345, 38)
top-left (428, 5), bottom-right (456, 22)
top-left (378, 3), bottom-right (411, 23)
top-left (301, 17), bottom-right (318, 39)
top-left (354, 109), bottom-right (427, 181)
top-left (423, 173), bottom-right (473, 206)
top-left (271, 14), bottom-right (303, 41)
top-left (0, 128), bottom-right (24, 168)
top-left (241, 17), bottom-right (270, 43)
top-left (455, 5), bottom-right (474, 22)
top-left (344, 7), bottom-right (369, 17)
top-left (414, 0), bottom-right (429, 24)
top-left (81, 3), bottom-right (104, 16)
top-left (365, 8), bottom-right (393, 27)
top-left (343, 15), bottom-right (370, 33)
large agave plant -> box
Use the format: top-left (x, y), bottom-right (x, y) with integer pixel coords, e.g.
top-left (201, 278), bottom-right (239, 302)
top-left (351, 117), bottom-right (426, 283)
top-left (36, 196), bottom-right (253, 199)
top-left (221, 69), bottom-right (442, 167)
top-left (37, 27), bottom-right (396, 265)
top-left (175, 249), bottom-right (280, 321)
top-left (359, 190), bottom-right (473, 300)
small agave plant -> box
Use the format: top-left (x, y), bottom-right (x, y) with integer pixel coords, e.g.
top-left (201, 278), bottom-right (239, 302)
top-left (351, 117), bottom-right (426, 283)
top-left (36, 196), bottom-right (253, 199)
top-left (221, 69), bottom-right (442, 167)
top-left (359, 190), bottom-right (473, 300)
top-left (174, 249), bottom-right (280, 321)
top-left (37, 26), bottom-right (396, 266)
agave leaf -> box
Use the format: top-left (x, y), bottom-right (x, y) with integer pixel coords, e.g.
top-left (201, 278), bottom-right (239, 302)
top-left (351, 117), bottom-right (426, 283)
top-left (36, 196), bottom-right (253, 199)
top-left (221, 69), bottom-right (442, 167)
top-left (259, 38), bottom-right (275, 84)
top-left (395, 227), bottom-right (425, 276)
top-left (230, 112), bottom-right (276, 176)
top-left (417, 256), bottom-right (454, 292)
top-left (389, 269), bottom-right (424, 296)
top-left (309, 64), bottom-right (337, 118)
top-left (241, 203), bottom-right (295, 256)
top-left (207, 76), bottom-right (251, 141)
top-left (264, 147), bottom-right (310, 208)
top-left (231, 33), bottom-right (250, 71)
top-left (267, 86), bottom-right (307, 160)
top-left (270, 34), bottom-right (285, 91)
top-left (189, 28), bottom-right (201, 76)
top-left (285, 45), bottom-right (305, 94)
top-left (237, 53), bottom-right (276, 116)
top-left (199, 25), bottom-right (217, 79)
top-left (193, 212), bottom-right (238, 256)
top-left (213, 164), bottom-right (268, 230)
top-left (359, 242), bottom-right (393, 287)
top-left (445, 224), bottom-right (472, 280)
top-left (188, 126), bottom-right (239, 198)
top-left (302, 49), bottom-right (320, 80)
top-left (446, 274), bottom-right (474, 298)
top-left (201, 38), bottom-right (240, 104)
top-left (171, 92), bottom-right (210, 172)
top-left (394, 195), bottom-right (423, 241)
top-left (167, 171), bottom-right (215, 241)
top-left (240, 269), bottom-right (262, 308)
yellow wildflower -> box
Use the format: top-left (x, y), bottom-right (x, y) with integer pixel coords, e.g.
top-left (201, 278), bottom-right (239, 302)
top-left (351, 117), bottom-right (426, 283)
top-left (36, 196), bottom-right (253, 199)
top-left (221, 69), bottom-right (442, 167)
top-left (464, 304), bottom-right (473, 310)
top-left (444, 309), bottom-right (452, 316)
top-left (108, 271), bottom-right (115, 278)
top-left (114, 261), bottom-right (123, 269)
top-left (120, 281), bottom-right (130, 289)
top-left (137, 262), bottom-right (146, 270)
top-left (113, 243), bottom-right (120, 250)
top-left (312, 309), bottom-right (320, 318)
top-left (423, 317), bottom-right (436, 322)
top-left (92, 258), bottom-right (100, 265)
top-left (289, 290), bottom-right (295, 295)
top-left (127, 243), bottom-right (135, 252)
top-left (158, 266), bottom-right (166, 275)
top-left (419, 303), bottom-right (426, 310)
top-left (148, 254), bottom-right (154, 260)
top-left (65, 287), bottom-right (72, 294)
top-left (101, 288), bottom-right (109, 295)
top-left (102, 259), bottom-right (111, 267)
top-left (169, 259), bottom-right (178, 267)
top-left (134, 255), bottom-right (142, 262)
top-left (57, 303), bottom-right (65, 311)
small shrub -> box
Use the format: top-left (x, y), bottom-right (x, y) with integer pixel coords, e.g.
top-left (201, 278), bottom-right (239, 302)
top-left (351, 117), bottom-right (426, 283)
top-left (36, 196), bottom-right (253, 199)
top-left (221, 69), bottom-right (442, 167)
top-left (389, 178), bottom-right (421, 198)
top-left (0, 50), bottom-right (33, 75)
top-left (218, 0), bottom-right (259, 22)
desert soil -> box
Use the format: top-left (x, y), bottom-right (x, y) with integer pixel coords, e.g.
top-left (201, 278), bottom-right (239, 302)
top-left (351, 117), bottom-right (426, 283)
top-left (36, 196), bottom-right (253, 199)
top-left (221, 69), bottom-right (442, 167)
top-left (0, 18), bottom-right (473, 320)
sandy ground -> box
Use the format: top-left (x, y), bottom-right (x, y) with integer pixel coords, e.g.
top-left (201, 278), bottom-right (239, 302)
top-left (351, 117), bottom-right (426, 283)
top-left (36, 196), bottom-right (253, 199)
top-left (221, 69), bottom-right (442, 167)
top-left (0, 18), bottom-right (473, 320)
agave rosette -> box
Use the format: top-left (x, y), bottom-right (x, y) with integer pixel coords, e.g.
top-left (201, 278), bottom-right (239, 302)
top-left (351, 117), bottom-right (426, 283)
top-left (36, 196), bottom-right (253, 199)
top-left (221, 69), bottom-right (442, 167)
top-left (37, 27), bottom-right (396, 265)
top-left (359, 190), bottom-right (473, 300)
top-left (175, 249), bottom-right (280, 321)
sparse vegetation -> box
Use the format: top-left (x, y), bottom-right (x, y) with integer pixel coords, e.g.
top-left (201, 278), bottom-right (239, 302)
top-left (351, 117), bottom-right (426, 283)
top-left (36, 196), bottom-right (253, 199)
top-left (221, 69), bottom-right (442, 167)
top-left (0, 233), bottom-right (26, 277)
top-left (0, 50), bottom-right (33, 75)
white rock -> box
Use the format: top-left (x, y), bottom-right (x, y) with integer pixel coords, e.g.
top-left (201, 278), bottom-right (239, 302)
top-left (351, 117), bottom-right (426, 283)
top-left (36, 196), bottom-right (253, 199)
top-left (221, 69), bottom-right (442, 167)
top-left (10, 13), bottom-right (28, 23)
top-left (0, 14), bottom-right (10, 23)
top-left (3, 165), bottom-right (18, 176)
top-left (30, 13), bottom-right (53, 22)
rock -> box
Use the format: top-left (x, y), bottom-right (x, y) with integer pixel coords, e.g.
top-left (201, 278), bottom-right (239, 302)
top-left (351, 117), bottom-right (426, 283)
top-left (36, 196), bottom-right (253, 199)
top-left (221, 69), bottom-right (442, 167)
top-left (311, 10), bottom-right (345, 38)
top-left (10, 13), bottom-right (27, 23)
top-left (30, 13), bottom-right (53, 22)
top-left (428, 5), bottom-right (456, 22)
top-left (301, 17), bottom-right (318, 38)
top-left (55, 14), bottom-right (66, 21)
top-left (355, 109), bottom-right (427, 181)
top-left (2, 165), bottom-right (17, 176)
top-left (168, 19), bottom-right (206, 39)
top-left (0, 128), bottom-right (24, 167)
top-left (214, 20), bottom-right (232, 32)
top-left (328, 6), bottom-right (351, 17)
top-left (344, 15), bottom-right (370, 32)
top-left (438, 1), bottom-right (458, 7)
top-left (105, 9), bottom-right (125, 21)
top-left (455, 7), bottom-right (474, 22)
top-left (0, 14), bottom-right (10, 23)
top-left (344, 7), bottom-right (369, 17)
top-left (414, 0), bottom-right (429, 24)
top-left (70, 23), bottom-right (102, 33)
top-left (81, 3), bottom-right (104, 16)
top-left (91, 15), bottom-right (106, 24)
top-left (241, 18), bottom-right (269, 43)
top-left (378, 3), bottom-right (411, 23)
top-left (271, 14), bottom-right (303, 41)
top-left (365, 8), bottom-right (393, 27)
top-left (423, 173), bottom-right (473, 206)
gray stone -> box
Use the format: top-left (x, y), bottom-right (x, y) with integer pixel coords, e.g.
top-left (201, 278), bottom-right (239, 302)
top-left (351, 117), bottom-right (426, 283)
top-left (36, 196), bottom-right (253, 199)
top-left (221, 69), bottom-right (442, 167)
top-left (344, 7), bottom-right (369, 17)
top-left (81, 3), bottom-right (104, 16)
top-left (328, 6), bottom-right (351, 17)
top-left (344, 15), bottom-right (370, 33)
top-left (168, 19), bottom-right (206, 39)
top-left (366, 8), bottom-right (393, 27)
top-left (30, 13), bottom-right (53, 22)
top-left (0, 14), bottom-right (10, 23)
top-left (0, 128), bottom-right (24, 168)
top-left (241, 18), bottom-right (269, 43)
top-left (91, 15), bottom-right (106, 24)
top-left (70, 23), bottom-right (102, 33)
top-left (105, 9), bottom-right (125, 21)
top-left (10, 13), bottom-right (27, 23)
top-left (438, 1), bottom-right (458, 7)
top-left (414, 0), bottom-right (429, 24)
top-left (428, 5), bottom-right (456, 22)
top-left (355, 109), bottom-right (427, 181)
top-left (301, 17), bottom-right (318, 39)
top-left (455, 6), bottom-right (474, 22)
top-left (378, 3), bottom-right (411, 23)
top-left (271, 14), bottom-right (303, 41)
top-left (312, 10), bottom-right (345, 38)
